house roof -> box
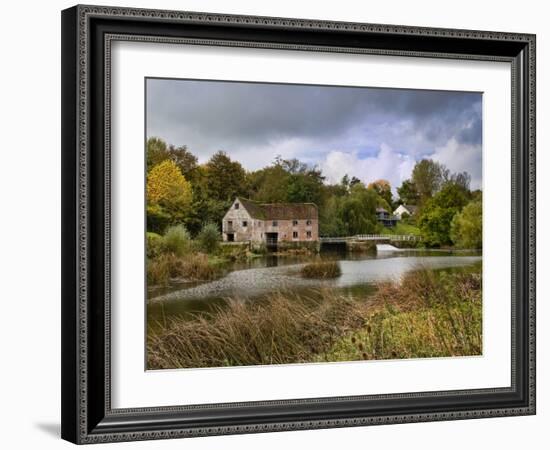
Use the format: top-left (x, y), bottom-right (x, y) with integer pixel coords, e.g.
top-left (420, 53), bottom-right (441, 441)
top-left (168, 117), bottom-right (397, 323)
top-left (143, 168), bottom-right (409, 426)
top-left (376, 207), bottom-right (388, 213)
top-left (237, 197), bottom-right (318, 220)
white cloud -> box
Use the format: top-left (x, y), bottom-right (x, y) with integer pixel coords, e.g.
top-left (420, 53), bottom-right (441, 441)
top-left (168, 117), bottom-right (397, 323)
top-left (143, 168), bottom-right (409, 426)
top-left (431, 138), bottom-right (482, 190)
top-left (320, 144), bottom-right (416, 193)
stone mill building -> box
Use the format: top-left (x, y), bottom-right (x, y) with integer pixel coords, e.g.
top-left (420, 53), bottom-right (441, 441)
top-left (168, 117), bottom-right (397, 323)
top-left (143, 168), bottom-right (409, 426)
top-left (222, 197), bottom-right (319, 249)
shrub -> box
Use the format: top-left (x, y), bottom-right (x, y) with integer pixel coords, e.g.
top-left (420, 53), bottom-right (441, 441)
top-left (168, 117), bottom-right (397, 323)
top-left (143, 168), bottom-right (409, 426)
top-left (324, 268), bottom-right (482, 361)
top-left (146, 232), bottom-right (163, 258)
top-left (162, 225), bottom-right (192, 256)
top-left (180, 253), bottom-right (218, 280)
top-left (147, 252), bottom-right (219, 286)
top-left (197, 223), bottom-right (220, 254)
top-left (300, 261), bottom-right (341, 278)
top-left (147, 253), bottom-right (174, 286)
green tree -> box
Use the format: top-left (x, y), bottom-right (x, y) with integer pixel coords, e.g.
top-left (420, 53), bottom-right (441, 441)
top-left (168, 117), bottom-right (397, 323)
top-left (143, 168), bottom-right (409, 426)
top-left (411, 159), bottom-right (449, 201)
top-left (397, 179), bottom-right (419, 205)
top-left (162, 224), bottom-right (192, 256)
top-left (168, 145), bottom-right (198, 182)
top-left (287, 167), bottom-right (324, 205)
top-left (448, 171), bottom-right (471, 192)
top-left (319, 195), bottom-right (346, 236)
top-left (451, 200), bottom-right (482, 249)
top-left (337, 184), bottom-right (379, 235)
top-left (197, 222), bottom-right (221, 254)
top-left (418, 183), bottom-right (469, 247)
top-left (249, 164), bottom-right (290, 203)
top-left (204, 151), bottom-right (247, 202)
top-left (146, 137), bottom-right (169, 171)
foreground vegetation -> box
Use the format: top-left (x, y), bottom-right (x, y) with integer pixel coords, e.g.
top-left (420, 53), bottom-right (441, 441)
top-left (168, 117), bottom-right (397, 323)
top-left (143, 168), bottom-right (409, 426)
top-left (147, 224), bottom-right (258, 286)
top-left (147, 267), bottom-right (482, 369)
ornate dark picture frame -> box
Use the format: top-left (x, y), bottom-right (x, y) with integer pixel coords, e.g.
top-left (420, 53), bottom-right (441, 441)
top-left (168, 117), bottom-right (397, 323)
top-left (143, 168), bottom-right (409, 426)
top-left (61, 4), bottom-right (536, 444)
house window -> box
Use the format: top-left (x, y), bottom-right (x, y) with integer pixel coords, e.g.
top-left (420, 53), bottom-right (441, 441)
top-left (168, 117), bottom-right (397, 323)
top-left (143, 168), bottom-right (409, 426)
top-left (292, 231), bottom-right (298, 239)
top-left (272, 221), bottom-right (278, 227)
top-left (227, 220), bottom-right (233, 228)
top-left (242, 221), bottom-right (248, 227)
top-left (234, 203), bottom-right (239, 209)
top-left (306, 220), bottom-right (312, 226)
top-left (306, 231), bottom-right (312, 238)
top-left (292, 220), bottom-right (298, 226)
top-left (257, 221), bottom-right (262, 226)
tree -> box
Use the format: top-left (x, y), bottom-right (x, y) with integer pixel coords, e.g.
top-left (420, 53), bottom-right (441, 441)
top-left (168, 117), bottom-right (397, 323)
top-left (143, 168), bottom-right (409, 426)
top-left (146, 160), bottom-right (193, 231)
top-left (397, 179), bottom-right (419, 205)
top-left (197, 223), bottom-right (221, 254)
top-left (146, 137), bottom-right (169, 171)
top-left (146, 138), bottom-right (199, 183)
top-left (448, 171), bottom-right (471, 192)
top-left (411, 159), bottom-right (449, 201)
top-left (168, 145), bottom-right (198, 181)
top-left (451, 200), bottom-right (482, 249)
top-left (368, 179), bottom-right (393, 209)
top-left (418, 183), bottom-right (469, 247)
top-left (249, 164), bottom-right (290, 203)
top-left (204, 151), bottom-right (247, 202)
top-left (338, 184), bottom-right (379, 235)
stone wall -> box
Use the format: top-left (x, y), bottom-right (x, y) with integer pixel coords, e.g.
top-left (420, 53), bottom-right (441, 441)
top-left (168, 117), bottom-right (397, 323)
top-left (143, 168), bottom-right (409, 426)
top-left (263, 218), bottom-right (318, 242)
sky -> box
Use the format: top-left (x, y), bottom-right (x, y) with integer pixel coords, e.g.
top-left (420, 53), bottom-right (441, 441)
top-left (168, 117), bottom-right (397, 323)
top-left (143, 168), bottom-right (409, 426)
top-left (146, 78), bottom-right (482, 192)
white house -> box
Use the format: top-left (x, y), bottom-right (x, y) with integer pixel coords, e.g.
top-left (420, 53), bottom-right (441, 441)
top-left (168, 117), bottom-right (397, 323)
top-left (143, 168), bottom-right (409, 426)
top-left (393, 204), bottom-right (418, 219)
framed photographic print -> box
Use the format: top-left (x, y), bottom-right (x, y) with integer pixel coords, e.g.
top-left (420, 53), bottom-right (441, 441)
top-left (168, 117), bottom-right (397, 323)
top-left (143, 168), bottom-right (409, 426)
top-left (61, 5), bottom-right (536, 444)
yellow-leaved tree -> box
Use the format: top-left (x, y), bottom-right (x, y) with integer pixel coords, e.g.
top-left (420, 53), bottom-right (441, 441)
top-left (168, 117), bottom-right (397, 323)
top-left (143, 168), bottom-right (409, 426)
top-left (146, 160), bottom-right (192, 232)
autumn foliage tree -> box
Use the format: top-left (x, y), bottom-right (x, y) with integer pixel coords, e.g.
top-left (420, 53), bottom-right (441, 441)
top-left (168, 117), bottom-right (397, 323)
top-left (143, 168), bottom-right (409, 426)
top-left (367, 179), bottom-right (393, 209)
top-left (146, 160), bottom-right (193, 232)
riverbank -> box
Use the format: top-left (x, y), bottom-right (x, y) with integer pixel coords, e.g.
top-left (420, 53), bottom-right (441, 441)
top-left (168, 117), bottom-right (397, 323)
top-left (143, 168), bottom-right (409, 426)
top-left (147, 266), bottom-right (482, 369)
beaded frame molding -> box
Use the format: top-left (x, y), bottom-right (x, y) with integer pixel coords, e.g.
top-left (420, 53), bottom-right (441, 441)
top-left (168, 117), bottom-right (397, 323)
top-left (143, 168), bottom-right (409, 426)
top-left (61, 4), bottom-right (536, 444)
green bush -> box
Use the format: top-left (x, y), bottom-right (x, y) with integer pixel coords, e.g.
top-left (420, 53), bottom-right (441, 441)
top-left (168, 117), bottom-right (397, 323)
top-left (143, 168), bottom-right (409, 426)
top-left (146, 232), bottom-right (164, 258)
top-left (162, 225), bottom-right (192, 256)
top-left (451, 200), bottom-right (482, 249)
top-left (197, 223), bottom-right (220, 254)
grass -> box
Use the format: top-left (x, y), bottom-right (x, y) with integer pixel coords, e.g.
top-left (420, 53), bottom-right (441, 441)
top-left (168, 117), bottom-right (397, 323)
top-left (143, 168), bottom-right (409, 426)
top-left (383, 222), bottom-right (422, 236)
top-left (147, 252), bottom-right (221, 286)
top-left (147, 288), bottom-right (366, 369)
top-left (147, 266), bottom-right (482, 369)
top-left (321, 268), bottom-right (482, 361)
top-left (300, 261), bottom-right (342, 278)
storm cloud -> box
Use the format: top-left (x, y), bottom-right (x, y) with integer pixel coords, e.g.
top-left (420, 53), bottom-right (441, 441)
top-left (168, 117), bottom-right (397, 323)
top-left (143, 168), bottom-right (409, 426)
top-left (146, 78), bottom-right (482, 191)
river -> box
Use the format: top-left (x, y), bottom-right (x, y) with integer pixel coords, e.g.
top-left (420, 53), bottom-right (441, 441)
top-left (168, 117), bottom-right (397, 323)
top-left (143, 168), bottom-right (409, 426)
top-left (147, 247), bottom-right (482, 327)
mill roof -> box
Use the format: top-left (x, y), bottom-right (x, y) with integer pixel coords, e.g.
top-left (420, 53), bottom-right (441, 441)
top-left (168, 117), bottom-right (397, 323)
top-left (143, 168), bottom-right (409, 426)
top-left (237, 197), bottom-right (318, 220)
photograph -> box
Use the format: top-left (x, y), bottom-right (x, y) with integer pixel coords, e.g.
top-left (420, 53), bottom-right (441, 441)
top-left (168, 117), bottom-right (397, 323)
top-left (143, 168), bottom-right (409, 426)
top-left (145, 78), bottom-right (484, 370)
top-left (56, 3), bottom-right (537, 445)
